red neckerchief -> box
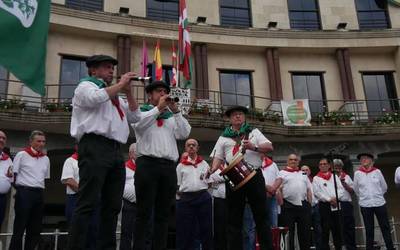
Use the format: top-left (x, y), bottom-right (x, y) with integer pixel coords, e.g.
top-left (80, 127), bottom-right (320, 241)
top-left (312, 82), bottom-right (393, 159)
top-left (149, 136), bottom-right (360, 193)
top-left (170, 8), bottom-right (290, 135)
top-left (125, 160), bottom-right (136, 171)
top-left (180, 155), bottom-right (204, 168)
top-left (71, 152), bottom-right (78, 160)
top-left (317, 171), bottom-right (332, 181)
top-left (359, 166), bottom-right (377, 174)
top-left (283, 167), bottom-right (300, 172)
top-left (0, 152), bottom-right (10, 161)
top-left (111, 98), bottom-right (125, 120)
top-left (262, 157), bottom-right (273, 169)
top-left (24, 147), bottom-right (46, 159)
top-left (339, 171), bottom-right (347, 179)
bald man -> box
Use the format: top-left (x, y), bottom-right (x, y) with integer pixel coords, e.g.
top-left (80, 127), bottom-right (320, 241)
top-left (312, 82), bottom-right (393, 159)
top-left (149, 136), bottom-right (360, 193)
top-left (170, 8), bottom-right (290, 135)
top-left (176, 139), bottom-right (213, 250)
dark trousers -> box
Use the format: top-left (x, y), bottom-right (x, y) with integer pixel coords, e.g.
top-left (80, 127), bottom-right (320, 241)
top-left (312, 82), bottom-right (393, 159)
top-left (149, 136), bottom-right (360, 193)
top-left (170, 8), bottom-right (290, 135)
top-left (225, 169), bottom-right (273, 250)
top-left (340, 201), bottom-right (356, 250)
top-left (281, 200), bottom-right (311, 250)
top-left (120, 200), bottom-right (137, 250)
top-left (311, 204), bottom-right (322, 250)
top-left (176, 191), bottom-right (213, 250)
top-left (66, 194), bottom-right (100, 250)
top-left (318, 202), bottom-right (342, 250)
top-left (133, 156), bottom-right (177, 250)
top-left (67, 133), bottom-right (125, 250)
top-left (0, 193), bottom-right (7, 228)
top-left (360, 205), bottom-right (395, 250)
top-left (213, 197), bottom-right (227, 250)
top-left (9, 186), bottom-right (44, 250)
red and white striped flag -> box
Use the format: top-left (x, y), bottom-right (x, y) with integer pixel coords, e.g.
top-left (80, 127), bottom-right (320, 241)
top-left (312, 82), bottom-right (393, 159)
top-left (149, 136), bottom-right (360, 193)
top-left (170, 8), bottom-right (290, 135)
top-left (171, 41), bottom-right (177, 87)
top-left (178, 0), bottom-right (192, 88)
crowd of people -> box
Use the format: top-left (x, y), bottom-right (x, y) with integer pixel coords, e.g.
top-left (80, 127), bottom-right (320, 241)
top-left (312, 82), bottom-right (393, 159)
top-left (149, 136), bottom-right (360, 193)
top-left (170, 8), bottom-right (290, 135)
top-left (0, 54), bottom-right (400, 250)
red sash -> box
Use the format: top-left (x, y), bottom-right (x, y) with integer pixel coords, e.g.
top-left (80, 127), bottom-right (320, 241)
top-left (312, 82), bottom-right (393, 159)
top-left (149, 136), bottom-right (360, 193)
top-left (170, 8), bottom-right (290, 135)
top-left (111, 98), bottom-right (125, 120)
top-left (24, 147), bottom-right (46, 158)
top-left (262, 157), bottom-right (273, 169)
top-left (0, 152), bottom-right (9, 161)
top-left (125, 160), bottom-right (136, 171)
top-left (71, 152), bottom-right (78, 160)
top-left (180, 155), bottom-right (204, 168)
top-left (283, 167), bottom-right (299, 172)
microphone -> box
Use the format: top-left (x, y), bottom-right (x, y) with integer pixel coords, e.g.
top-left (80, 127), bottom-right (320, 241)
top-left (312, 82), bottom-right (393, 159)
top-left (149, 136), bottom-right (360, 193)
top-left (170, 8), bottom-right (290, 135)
top-left (130, 76), bottom-right (151, 82)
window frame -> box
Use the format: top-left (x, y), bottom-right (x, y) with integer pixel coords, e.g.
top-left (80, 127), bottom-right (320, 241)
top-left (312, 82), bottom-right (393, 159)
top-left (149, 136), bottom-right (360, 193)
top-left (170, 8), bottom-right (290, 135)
top-left (65, 0), bottom-right (104, 12)
top-left (287, 0), bottom-right (322, 30)
top-left (146, 0), bottom-right (179, 23)
top-left (218, 69), bottom-right (254, 108)
top-left (219, 0), bottom-right (252, 28)
top-left (58, 55), bottom-right (88, 102)
top-left (355, 0), bottom-right (391, 30)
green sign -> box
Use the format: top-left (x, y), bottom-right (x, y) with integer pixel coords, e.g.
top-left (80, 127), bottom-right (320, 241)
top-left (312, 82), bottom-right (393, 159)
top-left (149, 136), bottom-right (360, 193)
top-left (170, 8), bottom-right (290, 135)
top-left (286, 104), bottom-right (307, 124)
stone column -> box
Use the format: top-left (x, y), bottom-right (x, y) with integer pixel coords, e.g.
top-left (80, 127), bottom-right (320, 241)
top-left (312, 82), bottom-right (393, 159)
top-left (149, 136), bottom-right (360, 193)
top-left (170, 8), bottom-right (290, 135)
top-left (194, 43), bottom-right (209, 99)
top-left (116, 35), bottom-right (132, 76)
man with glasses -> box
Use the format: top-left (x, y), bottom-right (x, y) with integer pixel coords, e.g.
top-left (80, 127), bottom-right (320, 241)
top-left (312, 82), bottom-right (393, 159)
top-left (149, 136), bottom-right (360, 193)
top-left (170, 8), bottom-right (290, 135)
top-left (272, 154), bottom-right (312, 250)
top-left (132, 80), bottom-right (191, 250)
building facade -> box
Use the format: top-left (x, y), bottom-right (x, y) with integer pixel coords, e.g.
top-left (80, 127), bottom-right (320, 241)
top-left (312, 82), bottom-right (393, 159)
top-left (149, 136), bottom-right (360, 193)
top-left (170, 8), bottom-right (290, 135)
top-left (1, 0), bottom-right (400, 248)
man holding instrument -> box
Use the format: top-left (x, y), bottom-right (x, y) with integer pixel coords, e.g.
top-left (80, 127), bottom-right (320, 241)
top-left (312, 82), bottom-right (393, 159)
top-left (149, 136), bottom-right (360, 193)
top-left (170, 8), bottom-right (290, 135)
top-left (208, 105), bottom-right (273, 250)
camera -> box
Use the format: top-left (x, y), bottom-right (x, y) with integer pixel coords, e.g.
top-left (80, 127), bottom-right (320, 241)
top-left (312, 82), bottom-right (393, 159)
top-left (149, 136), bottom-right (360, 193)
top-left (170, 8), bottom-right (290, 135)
top-left (166, 97), bottom-right (179, 102)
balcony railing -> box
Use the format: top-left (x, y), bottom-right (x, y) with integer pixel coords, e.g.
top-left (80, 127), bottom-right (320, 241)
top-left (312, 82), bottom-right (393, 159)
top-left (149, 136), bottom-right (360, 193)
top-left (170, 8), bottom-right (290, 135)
top-left (1, 81), bottom-right (400, 126)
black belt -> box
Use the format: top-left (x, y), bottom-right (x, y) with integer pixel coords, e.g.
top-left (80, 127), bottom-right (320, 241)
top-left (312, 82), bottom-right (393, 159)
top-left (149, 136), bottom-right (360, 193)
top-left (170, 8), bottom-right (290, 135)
top-left (140, 155), bottom-right (175, 165)
top-left (16, 185), bottom-right (43, 192)
top-left (82, 133), bottom-right (120, 149)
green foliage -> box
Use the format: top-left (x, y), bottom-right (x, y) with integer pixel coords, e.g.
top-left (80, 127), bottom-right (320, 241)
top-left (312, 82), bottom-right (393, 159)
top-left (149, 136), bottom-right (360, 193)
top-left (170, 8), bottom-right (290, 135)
top-left (0, 98), bottom-right (26, 110)
top-left (375, 111), bottom-right (400, 124)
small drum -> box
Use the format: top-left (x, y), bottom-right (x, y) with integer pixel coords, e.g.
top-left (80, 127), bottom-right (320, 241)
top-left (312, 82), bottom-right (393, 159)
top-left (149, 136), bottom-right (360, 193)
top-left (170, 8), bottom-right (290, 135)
top-left (220, 153), bottom-right (256, 191)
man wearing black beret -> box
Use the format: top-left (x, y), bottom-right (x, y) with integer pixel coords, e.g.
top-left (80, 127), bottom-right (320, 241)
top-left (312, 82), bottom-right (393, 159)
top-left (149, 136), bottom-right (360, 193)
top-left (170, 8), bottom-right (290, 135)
top-left (68, 54), bottom-right (141, 250)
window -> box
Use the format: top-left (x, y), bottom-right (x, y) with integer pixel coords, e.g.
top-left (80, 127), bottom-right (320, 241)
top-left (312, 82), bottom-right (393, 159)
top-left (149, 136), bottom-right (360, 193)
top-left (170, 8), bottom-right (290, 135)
top-left (355, 0), bottom-right (390, 29)
top-left (147, 0), bottom-right (179, 22)
top-left (220, 0), bottom-right (252, 27)
top-left (219, 71), bottom-right (252, 108)
top-left (288, 0), bottom-right (321, 30)
top-left (0, 66), bottom-right (8, 100)
top-left (292, 73), bottom-right (326, 116)
top-left (147, 64), bottom-right (174, 86)
top-left (65, 0), bottom-right (103, 11)
top-left (59, 56), bottom-right (88, 101)
top-left (362, 72), bottom-right (398, 117)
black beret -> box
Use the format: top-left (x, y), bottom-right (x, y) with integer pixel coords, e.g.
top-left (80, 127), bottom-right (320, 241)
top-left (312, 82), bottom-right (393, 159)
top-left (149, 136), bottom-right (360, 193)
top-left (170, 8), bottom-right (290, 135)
top-left (357, 153), bottom-right (374, 160)
top-left (86, 55), bottom-right (118, 68)
top-left (145, 80), bottom-right (171, 94)
top-left (224, 106), bottom-right (249, 117)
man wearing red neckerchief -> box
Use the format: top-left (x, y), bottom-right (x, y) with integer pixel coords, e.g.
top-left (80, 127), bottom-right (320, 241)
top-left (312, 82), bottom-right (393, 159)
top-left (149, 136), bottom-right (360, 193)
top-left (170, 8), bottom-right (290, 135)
top-left (10, 130), bottom-right (50, 250)
top-left (332, 159), bottom-right (356, 250)
top-left (354, 153), bottom-right (395, 250)
top-left (176, 139), bottom-right (212, 250)
top-left (312, 158), bottom-right (345, 250)
top-left (271, 154), bottom-right (312, 250)
top-left (0, 131), bottom-right (12, 229)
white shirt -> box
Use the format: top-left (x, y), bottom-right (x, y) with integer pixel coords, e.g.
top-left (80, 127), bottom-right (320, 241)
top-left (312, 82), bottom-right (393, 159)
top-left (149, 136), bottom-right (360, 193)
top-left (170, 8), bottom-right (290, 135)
top-left (337, 174), bottom-right (353, 202)
top-left (177, 158), bottom-right (209, 193)
top-left (123, 162), bottom-right (136, 203)
top-left (278, 169), bottom-right (310, 206)
top-left (313, 173), bottom-right (345, 203)
top-left (395, 166), bottom-right (400, 186)
top-left (60, 157), bottom-right (79, 195)
top-left (0, 153), bottom-right (13, 194)
top-left (208, 169), bottom-right (226, 199)
top-left (133, 106), bottom-right (191, 162)
top-left (354, 168), bottom-right (387, 207)
top-left (70, 80), bottom-right (141, 143)
top-left (13, 151), bottom-right (50, 189)
top-left (212, 128), bottom-right (271, 169)
top-left (262, 162), bottom-right (279, 186)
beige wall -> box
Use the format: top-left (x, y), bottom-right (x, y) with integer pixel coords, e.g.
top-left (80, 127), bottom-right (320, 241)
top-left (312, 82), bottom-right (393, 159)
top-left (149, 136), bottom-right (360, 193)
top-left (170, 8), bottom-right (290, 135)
top-left (319, 0), bottom-right (359, 30)
top-left (279, 50), bottom-right (344, 111)
top-left (393, 47), bottom-right (400, 98)
top-left (251, 0), bottom-right (290, 29)
top-left (51, 0), bottom-right (65, 5)
top-left (104, 0), bottom-right (145, 17)
top-left (187, 0), bottom-right (219, 25)
top-left (350, 51), bottom-right (397, 101)
top-left (388, 5), bottom-right (400, 29)
top-left (46, 30), bottom-right (117, 98)
top-left (207, 46), bottom-right (270, 109)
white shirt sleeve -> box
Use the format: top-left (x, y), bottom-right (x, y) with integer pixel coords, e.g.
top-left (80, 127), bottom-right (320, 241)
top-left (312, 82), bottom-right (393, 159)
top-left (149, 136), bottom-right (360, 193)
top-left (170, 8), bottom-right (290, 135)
top-left (176, 163), bottom-right (183, 187)
top-left (45, 157), bottom-right (50, 179)
top-left (60, 158), bottom-right (75, 182)
top-left (12, 152), bottom-right (23, 174)
top-left (253, 129), bottom-right (272, 146)
top-left (120, 98), bottom-right (141, 124)
top-left (211, 137), bottom-right (225, 161)
top-left (173, 113), bottom-right (191, 140)
top-left (395, 167), bottom-right (400, 185)
top-left (73, 82), bottom-right (109, 108)
top-left (133, 107), bottom-right (161, 132)
top-left (378, 170), bottom-right (388, 194)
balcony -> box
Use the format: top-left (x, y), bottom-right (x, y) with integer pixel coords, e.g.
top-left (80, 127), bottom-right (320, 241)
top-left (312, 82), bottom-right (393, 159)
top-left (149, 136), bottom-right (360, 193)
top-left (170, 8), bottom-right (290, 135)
top-left (1, 81), bottom-right (400, 137)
